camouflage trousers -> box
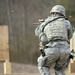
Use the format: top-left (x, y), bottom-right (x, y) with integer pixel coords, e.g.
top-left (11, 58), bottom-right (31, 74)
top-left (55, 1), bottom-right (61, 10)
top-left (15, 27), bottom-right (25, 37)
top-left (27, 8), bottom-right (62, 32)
top-left (37, 41), bottom-right (71, 75)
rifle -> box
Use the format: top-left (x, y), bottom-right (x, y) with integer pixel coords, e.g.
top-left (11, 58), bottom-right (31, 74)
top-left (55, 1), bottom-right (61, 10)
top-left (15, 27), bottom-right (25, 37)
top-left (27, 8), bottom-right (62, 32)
top-left (69, 49), bottom-right (75, 59)
top-left (33, 19), bottom-right (44, 25)
top-left (40, 49), bottom-right (45, 57)
top-left (66, 49), bottom-right (75, 67)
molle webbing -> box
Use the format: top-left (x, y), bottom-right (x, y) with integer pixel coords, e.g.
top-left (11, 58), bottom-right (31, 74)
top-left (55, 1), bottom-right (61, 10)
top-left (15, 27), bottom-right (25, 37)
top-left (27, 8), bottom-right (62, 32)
top-left (42, 16), bottom-right (65, 32)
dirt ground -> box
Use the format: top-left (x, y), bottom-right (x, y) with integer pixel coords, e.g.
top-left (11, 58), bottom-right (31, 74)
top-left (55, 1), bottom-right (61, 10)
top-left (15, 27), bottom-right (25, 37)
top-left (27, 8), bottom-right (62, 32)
top-left (0, 62), bottom-right (38, 73)
top-left (0, 62), bottom-right (75, 75)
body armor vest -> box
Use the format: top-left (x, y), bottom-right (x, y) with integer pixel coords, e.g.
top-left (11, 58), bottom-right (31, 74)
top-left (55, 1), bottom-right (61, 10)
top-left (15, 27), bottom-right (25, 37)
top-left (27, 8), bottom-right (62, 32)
top-left (44, 18), bottom-right (68, 41)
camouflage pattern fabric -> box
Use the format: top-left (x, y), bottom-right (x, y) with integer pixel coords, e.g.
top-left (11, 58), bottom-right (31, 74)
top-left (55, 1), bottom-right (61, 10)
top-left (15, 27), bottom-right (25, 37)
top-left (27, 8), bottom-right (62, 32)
top-left (35, 8), bottom-right (73, 75)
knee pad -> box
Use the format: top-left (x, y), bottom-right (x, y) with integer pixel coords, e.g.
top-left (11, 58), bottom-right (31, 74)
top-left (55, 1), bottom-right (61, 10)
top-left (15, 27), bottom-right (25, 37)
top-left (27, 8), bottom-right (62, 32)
top-left (37, 56), bottom-right (47, 67)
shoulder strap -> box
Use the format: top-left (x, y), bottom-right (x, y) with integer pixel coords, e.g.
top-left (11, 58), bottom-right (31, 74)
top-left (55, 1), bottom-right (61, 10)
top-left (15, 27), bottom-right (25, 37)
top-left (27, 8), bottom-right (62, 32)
top-left (42, 16), bottom-right (65, 32)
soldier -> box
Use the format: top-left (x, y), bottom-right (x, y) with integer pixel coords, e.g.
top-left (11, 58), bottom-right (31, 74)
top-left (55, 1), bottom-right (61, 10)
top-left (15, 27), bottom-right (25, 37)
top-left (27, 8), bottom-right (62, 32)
top-left (35, 5), bottom-right (73, 75)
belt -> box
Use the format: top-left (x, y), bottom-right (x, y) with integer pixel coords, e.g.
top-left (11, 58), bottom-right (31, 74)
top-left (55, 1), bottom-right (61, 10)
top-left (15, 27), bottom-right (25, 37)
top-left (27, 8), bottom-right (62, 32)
top-left (45, 39), bottom-right (69, 49)
top-left (48, 39), bottom-right (70, 44)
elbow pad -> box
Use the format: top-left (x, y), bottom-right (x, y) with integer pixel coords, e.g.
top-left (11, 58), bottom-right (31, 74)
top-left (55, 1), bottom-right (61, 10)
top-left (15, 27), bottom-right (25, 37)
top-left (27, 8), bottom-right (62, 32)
top-left (39, 33), bottom-right (48, 45)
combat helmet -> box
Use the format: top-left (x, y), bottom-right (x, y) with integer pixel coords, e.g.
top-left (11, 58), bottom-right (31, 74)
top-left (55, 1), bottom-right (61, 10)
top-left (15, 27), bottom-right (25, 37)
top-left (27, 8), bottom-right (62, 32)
top-left (50, 5), bottom-right (66, 17)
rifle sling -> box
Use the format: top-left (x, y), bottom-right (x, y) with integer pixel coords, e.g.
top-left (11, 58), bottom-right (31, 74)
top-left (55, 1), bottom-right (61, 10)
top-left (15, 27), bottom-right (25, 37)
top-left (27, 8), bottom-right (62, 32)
top-left (42, 16), bottom-right (65, 32)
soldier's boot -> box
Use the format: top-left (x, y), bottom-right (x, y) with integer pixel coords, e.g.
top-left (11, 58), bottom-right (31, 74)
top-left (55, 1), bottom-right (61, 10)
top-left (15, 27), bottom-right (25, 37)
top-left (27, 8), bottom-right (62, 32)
top-left (37, 55), bottom-right (51, 75)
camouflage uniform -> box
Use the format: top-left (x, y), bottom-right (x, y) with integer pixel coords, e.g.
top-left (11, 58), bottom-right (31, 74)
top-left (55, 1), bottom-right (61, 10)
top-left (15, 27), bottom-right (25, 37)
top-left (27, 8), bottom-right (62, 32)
top-left (35, 5), bottom-right (73, 75)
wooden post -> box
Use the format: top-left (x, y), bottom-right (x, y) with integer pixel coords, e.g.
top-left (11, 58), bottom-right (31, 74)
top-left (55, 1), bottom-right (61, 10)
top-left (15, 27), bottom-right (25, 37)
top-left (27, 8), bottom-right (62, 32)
top-left (69, 31), bottom-right (75, 73)
top-left (4, 61), bottom-right (11, 74)
top-left (0, 25), bottom-right (11, 74)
